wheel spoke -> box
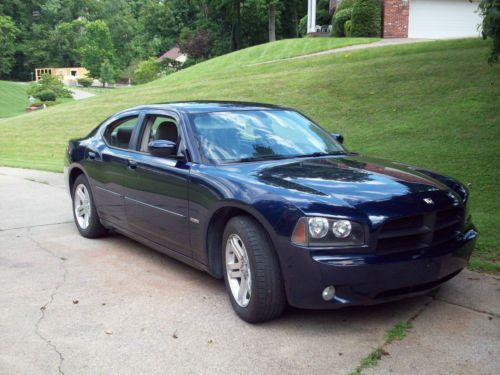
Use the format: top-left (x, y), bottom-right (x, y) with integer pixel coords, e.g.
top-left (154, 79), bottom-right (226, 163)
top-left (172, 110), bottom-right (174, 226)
top-left (238, 278), bottom-right (248, 304)
top-left (229, 269), bottom-right (243, 279)
top-left (230, 237), bottom-right (244, 260)
top-left (77, 188), bottom-right (86, 202)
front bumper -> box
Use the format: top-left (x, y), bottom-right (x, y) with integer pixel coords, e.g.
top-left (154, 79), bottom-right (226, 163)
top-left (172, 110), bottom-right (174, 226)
top-left (278, 228), bottom-right (477, 309)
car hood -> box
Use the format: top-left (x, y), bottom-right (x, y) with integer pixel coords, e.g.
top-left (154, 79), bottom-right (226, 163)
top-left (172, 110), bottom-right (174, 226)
top-left (217, 154), bottom-right (464, 222)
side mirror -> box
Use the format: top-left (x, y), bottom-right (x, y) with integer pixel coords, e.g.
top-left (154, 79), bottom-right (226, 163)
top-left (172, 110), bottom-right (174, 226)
top-left (331, 133), bottom-right (344, 144)
top-left (148, 140), bottom-right (177, 158)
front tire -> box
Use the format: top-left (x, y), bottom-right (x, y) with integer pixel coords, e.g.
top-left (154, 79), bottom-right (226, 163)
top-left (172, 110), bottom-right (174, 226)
top-left (223, 215), bottom-right (286, 323)
top-left (72, 174), bottom-right (107, 238)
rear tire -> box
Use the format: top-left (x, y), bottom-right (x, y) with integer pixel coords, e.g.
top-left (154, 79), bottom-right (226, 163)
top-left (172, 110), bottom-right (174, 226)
top-left (222, 215), bottom-right (286, 323)
top-left (72, 174), bottom-right (107, 238)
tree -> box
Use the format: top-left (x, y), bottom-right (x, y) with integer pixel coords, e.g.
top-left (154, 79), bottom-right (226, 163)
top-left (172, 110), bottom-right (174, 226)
top-left (0, 16), bottom-right (19, 77)
top-left (100, 59), bottom-right (115, 86)
top-left (179, 28), bottom-right (211, 60)
top-left (479, 0), bottom-right (500, 63)
top-left (267, 1), bottom-right (279, 42)
top-left (133, 58), bottom-right (160, 84)
top-left (47, 18), bottom-right (86, 67)
top-left (80, 20), bottom-right (117, 79)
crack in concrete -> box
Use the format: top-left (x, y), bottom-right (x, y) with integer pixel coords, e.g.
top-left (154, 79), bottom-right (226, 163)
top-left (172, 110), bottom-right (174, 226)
top-left (348, 298), bottom-right (434, 375)
top-left (27, 228), bottom-right (67, 375)
top-left (0, 221), bottom-right (74, 232)
top-left (435, 297), bottom-right (499, 318)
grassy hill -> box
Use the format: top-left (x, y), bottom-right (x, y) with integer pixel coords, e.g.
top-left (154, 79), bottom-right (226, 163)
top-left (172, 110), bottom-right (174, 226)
top-left (0, 81), bottom-right (28, 118)
top-left (0, 38), bottom-right (498, 272)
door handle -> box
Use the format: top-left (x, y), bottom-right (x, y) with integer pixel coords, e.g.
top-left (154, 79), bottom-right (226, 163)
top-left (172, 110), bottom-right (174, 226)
top-left (88, 151), bottom-right (96, 160)
top-left (128, 160), bottom-right (137, 170)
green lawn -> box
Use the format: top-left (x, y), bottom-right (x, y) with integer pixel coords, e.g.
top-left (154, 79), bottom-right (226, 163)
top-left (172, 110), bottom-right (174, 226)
top-left (0, 38), bottom-right (498, 272)
top-left (0, 81), bottom-right (28, 118)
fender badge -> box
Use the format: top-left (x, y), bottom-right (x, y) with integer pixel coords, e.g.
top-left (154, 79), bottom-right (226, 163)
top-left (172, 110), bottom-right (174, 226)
top-left (423, 198), bottom-right (434, 205)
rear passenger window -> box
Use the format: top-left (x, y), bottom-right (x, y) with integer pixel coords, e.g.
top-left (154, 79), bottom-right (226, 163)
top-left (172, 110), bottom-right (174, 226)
top-left (104, 116), bottom-right (138, 150)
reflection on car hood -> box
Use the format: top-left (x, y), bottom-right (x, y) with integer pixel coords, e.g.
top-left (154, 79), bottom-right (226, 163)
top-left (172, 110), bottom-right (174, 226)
top-left (217, 154), bottom-right (463, 219)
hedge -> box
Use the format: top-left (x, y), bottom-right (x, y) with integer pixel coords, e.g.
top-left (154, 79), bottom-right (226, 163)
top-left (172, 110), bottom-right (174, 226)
top-left (332, 8), bottom-right (353, 37)
top-left (351, 0), bottom-right (381, 37)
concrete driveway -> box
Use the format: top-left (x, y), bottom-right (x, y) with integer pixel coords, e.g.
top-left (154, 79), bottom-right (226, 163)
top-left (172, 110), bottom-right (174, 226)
top-left (0, 167), bottom-right (498, 375)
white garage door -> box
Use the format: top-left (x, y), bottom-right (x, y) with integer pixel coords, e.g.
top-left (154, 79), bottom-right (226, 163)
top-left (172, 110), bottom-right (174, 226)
top-left (408, 0), bottom-right (482, 39)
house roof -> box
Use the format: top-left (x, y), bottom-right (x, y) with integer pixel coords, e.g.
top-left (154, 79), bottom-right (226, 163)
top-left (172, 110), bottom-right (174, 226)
top-left (157, 47), bottom-right (184, 62)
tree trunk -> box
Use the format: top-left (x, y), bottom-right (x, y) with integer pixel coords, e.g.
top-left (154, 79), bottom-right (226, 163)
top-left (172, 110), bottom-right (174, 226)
top-left (268, 4), bottom-right (276, 42)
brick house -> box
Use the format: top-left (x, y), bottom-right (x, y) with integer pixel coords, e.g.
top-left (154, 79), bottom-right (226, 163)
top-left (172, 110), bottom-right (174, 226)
top-left (313, 0), bottom-right (482, 39)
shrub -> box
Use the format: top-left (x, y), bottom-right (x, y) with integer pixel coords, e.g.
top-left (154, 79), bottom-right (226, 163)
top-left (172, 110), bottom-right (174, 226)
top-left (351, 0), bottom-right (381, 37)
top-left (27, 74), bottom-right (71, 99)
top-left (332, 8), bottom-right (353, 37)
top-left (344, 20), bottom-right (353, 37)
top-left (37, 89), bottom-right (56, 102)
top-left (299, 15), bottom-right (308, 37)
top-left (134, 58), bottom-right (160, 84)
top-left (77, 77), bottom-right (93, 87)
top-left (336, 0), bottom-right (357, 13)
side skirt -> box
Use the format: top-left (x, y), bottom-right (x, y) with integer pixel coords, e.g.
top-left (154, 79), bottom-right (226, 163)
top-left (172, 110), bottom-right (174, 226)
top-left (101, 219), bottom-right (210, 274)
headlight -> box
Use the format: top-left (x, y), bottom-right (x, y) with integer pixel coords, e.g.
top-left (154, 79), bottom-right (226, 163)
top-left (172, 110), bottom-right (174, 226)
top-left (292, 217), bottom-right (365, 247)
top-left (308, 217), bottom-right (329, 238)
top-left (332, 220), bottom-right (352, 238)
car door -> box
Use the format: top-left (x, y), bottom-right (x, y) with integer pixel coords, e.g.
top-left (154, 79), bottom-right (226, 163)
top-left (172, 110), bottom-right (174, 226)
top-left (123, 111), bottom-right (191, 257)
top-left (85, 112), bottom-right (144, 228)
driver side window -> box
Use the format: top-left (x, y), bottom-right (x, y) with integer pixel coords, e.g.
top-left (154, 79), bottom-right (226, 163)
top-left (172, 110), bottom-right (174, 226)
top-left (140, 115), bottom-right (180, 154)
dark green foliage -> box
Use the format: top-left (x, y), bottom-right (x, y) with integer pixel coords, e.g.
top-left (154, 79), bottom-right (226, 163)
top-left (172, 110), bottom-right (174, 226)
top-left (351, 0), bottom-right (381, 37)
top-left (335, 0), bottom-right (357, 13)
top-left (38, 89), bottom-right (56, 102)
top-left (77, 78), bottom-right (93, 87)
top-left (0, 0), bottom-right (309, 80)
top-left (332, 8), bottom-right (353, 37)
top-left (479, 0), bottom-right (500, 63)
top-left (27, 74), bottom-right (71, 100)
top-left (0, 15), bottom-right (19, 77)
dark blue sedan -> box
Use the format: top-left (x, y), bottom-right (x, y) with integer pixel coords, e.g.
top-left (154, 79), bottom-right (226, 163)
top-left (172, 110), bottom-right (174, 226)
top-left (65, 102), bottom-right (477, 322)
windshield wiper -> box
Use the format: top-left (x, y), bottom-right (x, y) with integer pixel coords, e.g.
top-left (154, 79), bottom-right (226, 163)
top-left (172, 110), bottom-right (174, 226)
top-left (223, 155), bottom-right (290, 164)
top-left (294, 151), bottom-right (345, 158)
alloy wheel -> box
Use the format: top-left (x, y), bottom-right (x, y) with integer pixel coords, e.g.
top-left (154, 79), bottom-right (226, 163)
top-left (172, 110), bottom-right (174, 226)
top-left (74, 183), bottom-right (91, 229)
top-left (226, 233), bottom-right (252, 307)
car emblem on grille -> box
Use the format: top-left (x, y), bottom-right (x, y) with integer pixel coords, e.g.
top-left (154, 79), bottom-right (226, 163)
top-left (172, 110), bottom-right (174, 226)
top-left (423, 198), bottom-right (434, 205)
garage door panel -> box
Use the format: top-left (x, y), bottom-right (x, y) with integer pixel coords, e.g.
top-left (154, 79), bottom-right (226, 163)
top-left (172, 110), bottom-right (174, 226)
top-left (408, 0), bottom-right (482, 39)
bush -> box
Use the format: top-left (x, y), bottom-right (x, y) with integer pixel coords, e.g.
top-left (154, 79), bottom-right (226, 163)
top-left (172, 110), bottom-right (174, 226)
top-left (134, 58), bottom-right (160, 84)
top-left (351, 0), bottom-right (381, 37)
top-left (332, 8), bottom-right (353, 37)
top-left (38, 89), bottom-right (56, 102)
top-left (344, 20), bottom-right (353, 37)
top-left (27, 74), bottom-right (71, 99)
top-left (77, 77), bottom-right (93, 87)
top-left (299, 15), bottom-right (308, 37)
top-left (336, 0), bottom-right (357, 13)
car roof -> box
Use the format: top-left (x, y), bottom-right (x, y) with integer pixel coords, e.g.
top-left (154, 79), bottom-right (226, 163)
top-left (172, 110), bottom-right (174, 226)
top-left (116, 101), bottom-right (292, 115)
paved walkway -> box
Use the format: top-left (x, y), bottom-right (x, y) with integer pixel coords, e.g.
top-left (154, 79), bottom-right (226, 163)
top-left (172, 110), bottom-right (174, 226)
top-left (248, 38), bottom-right (433, 66)
top-left (69, 88), bottom-right (96, 101)
top-left (0, 166), bottom-right (498, 375)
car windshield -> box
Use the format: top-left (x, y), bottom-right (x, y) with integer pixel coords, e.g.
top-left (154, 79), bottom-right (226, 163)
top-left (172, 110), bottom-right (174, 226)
top-left (189, 110), bottom-right (345, 164)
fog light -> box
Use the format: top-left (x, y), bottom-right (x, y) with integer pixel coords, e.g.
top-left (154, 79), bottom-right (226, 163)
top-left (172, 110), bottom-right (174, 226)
top-left (322, 286), bottom-right (336, 301)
